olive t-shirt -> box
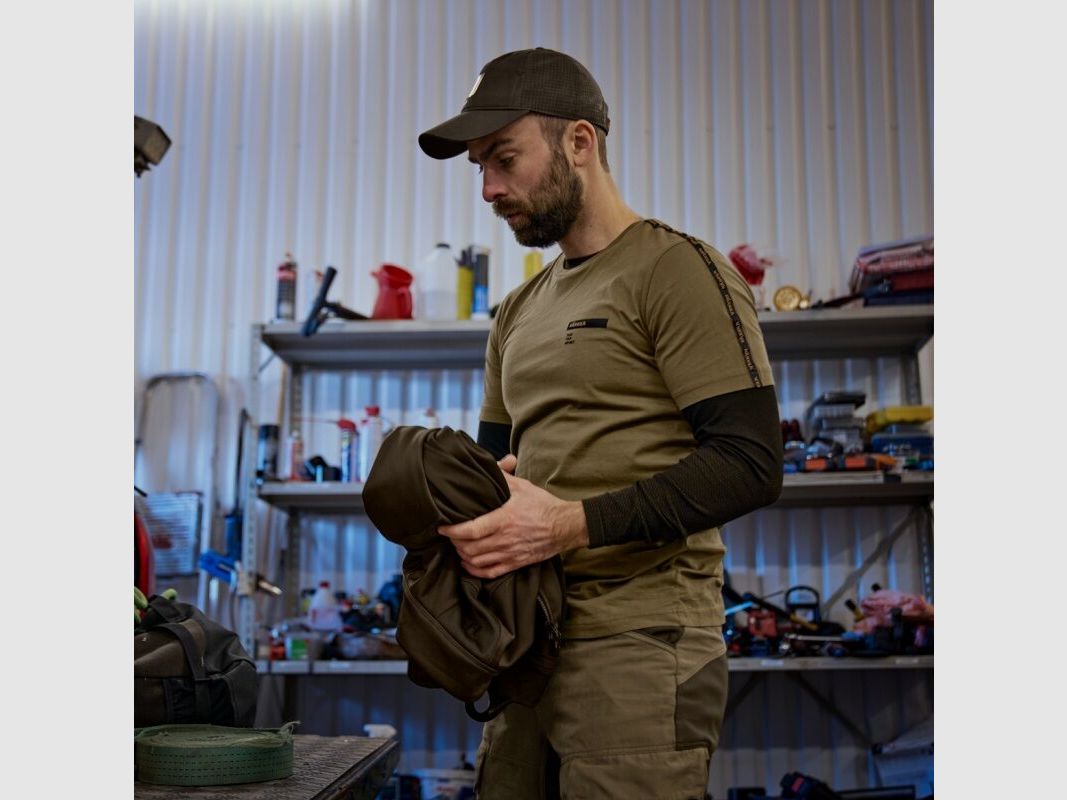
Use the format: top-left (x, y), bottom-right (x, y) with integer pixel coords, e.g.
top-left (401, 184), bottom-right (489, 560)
top-left (480, 219), bottom-right (774, 637)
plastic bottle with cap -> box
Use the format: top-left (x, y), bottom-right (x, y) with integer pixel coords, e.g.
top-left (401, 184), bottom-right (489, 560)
top-left (307, 580), bottom-right (340, 632)
top-left (358, 406), bottom-right (386, 482)
top-left (416, 242), bottom-right (458, 322)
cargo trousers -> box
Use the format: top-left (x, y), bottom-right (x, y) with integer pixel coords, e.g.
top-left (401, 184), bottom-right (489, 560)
top-left (474, 625), bottom-right (728, 800)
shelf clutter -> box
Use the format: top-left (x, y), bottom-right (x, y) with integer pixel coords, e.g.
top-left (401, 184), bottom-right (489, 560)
top-left (783, 392), bottom-right (933, 476)
top-left (238, 303), bottom-right (934, 800)
top-left (245, 305), bottom-right (935, 662)
top-left (849, 235), bottom-right (934, 308)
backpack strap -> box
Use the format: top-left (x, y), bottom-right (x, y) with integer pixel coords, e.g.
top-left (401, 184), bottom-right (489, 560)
top-left (465, 691), bottom-right (512, 723)
top-left (157, 619), bottom-right (212, 722)
top-left (147, 595), bottom-right (185, 622)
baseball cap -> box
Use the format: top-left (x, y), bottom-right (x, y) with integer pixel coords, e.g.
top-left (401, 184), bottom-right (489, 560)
top-left (418, 47), bottom-right (610, 160)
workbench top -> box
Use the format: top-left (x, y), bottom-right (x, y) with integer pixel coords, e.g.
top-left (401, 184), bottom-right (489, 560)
top-left (134, 734), bottom-right (399, 800)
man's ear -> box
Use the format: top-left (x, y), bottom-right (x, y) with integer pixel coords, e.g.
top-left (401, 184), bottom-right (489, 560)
top-left (569, 120), bottom-right (599, 168)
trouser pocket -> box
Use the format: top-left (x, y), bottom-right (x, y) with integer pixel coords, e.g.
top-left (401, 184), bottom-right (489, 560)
top-left (560, 745), bottom-right (710, 800)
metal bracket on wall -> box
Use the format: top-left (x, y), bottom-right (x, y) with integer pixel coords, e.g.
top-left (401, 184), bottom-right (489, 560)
top-left (724, 671), bottom-right (874, 750)
top-left (820, 505), bottom-right (927, 617)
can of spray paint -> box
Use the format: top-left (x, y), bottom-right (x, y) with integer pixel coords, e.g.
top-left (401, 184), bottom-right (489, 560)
top-left (284, 429), bottom-right (305, 481)
top-left (470, 245), bottom-right (490, 320)
top-left (275, 253), bottom-right (298, 321)
top-left (338, 419), bottom-right (358, 483)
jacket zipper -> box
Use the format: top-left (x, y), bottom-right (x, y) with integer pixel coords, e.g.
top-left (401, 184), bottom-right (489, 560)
top-left (536, 592), bottom-right (562, 649)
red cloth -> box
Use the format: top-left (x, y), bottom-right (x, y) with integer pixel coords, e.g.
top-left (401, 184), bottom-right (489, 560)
top-left (852, 589), bottom-right (934, 634)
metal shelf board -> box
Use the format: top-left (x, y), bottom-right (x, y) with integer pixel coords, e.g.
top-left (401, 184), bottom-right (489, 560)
top-left (257, 473), bottom-right (933, 513)
top-left (258, 481), bottom-right (365, 513)
top-left (757, 305), bottom-right (933, 360)
top-left (260, 655), bottom-right (931, 676)
top-left (775, 471), bottom-right (933, 507)
top-left (311, 660), bottom-right (409, 675)
top-left (269, 659), bottom-right (312, 674)
top-left (258, 319), bottom-right (492, 370)
top-left (257, 306), bottom-right (933, 370)
top-left (727, 655), bottom-right (933, 672)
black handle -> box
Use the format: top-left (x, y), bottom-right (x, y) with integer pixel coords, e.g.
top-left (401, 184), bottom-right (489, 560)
top-left (302, 266), bottom-right (339, 336)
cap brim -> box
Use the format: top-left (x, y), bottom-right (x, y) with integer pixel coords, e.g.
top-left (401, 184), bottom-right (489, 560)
top-left (418, 108), bottom-right (529, 159)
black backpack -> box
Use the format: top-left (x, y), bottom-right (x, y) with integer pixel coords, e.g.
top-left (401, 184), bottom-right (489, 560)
top-left (134, 594), bottom-right (258, 728)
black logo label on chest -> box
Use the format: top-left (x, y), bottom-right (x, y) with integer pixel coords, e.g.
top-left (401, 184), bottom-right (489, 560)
top-left (564, 317), bottom-right (608, 344)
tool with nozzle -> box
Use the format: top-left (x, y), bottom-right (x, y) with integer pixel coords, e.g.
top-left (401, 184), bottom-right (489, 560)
top-left (302, 265), bottom-right (368, 336)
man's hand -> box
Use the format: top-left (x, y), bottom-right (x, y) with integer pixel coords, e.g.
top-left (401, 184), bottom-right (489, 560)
top-left (438, 455), bottom-right (588, 579)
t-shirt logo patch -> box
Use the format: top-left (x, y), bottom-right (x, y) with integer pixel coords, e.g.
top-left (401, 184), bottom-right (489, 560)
top-left (564, 317), bottom-right (608, 344)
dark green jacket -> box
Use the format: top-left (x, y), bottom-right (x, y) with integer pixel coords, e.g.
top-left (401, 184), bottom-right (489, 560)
top-left (363, 425), bottom-right (565, 721)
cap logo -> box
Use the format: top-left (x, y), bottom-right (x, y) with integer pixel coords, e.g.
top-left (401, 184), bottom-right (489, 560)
top-left (467, 72), bottom-right (485, 100)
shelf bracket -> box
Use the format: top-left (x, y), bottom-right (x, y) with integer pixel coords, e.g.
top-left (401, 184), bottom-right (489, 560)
top-left (723, 672), bottom-right (765, 721)
top-left (784, 672), bottom-right (874, 750)
top-left (821, 506), bottom-right (923, 616)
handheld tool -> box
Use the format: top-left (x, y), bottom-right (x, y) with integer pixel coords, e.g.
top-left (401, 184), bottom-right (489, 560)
top-left (301, 266), bottom-right (368, 336)
top-left (785, 585), bottom-right (821, 625)
top-left (742, 592), bottom-right (820, 632)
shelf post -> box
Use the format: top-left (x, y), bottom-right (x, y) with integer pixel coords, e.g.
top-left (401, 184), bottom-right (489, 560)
top-left (237, 324), bottom-right (264, 655)
top-left (917, 504), bottom-right (934, 602)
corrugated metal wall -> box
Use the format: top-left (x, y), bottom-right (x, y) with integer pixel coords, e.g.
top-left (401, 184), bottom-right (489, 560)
top-left (134, 0), bottom-right (934, 794)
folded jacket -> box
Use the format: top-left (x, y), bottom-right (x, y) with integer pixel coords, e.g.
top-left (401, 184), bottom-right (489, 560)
top-left (362, 425), bottom-right (565, 721)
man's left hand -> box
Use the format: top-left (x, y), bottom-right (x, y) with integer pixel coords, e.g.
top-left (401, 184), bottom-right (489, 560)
top-left (438, 472), bottom-right (589, 579)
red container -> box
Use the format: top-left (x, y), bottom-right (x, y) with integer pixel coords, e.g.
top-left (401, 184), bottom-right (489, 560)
top-left (371, 264), bottom-right (413, 320)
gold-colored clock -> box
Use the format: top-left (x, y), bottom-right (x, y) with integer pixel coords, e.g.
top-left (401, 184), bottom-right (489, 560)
top-left (774, 285), bottom-right (803, 311)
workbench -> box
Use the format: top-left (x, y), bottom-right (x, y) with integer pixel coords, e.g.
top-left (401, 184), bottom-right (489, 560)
top-left (134, 734), bottom-right (400, 800)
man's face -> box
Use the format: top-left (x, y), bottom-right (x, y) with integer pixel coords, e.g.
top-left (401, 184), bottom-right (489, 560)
top-left (467, 115), bottom-right (584, 248)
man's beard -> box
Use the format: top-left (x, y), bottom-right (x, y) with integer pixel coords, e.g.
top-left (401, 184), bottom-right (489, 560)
top-left (493, 146), bottom-right (583, 247)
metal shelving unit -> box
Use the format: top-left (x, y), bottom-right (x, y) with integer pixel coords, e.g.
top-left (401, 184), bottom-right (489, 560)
top-left (242, 305), bottom-right (935, 736)
top-left (257, 470), bottom-right (934, 513)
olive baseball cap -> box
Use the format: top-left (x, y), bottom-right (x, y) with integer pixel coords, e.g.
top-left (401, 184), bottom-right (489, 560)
top-left (418, 47), bottom-right (610, 160)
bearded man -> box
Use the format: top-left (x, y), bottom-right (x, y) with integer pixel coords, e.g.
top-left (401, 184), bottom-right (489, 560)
top-left (418, 47), bottom-right (783, 800)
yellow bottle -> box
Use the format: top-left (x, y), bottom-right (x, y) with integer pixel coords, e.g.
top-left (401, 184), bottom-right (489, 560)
top-left (456, 257), bottom-right (473, 320)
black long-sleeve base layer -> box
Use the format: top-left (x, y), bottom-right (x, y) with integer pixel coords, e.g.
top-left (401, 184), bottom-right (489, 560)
top-left (476, 385), bottom-right (784, 549)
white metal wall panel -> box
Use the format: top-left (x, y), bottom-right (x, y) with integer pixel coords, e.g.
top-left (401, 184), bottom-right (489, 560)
top-left (135, 0), bottom-right (934, 794)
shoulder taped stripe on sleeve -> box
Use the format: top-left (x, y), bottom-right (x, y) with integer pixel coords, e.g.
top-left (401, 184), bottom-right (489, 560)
top-left (646, 219), bottom-right (763, 388)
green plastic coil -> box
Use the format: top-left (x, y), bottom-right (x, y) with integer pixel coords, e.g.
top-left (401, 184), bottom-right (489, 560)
top-left (134, 722), bottom-right (298, 786)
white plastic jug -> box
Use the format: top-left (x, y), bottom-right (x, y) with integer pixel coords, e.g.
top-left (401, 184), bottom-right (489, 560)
top-left (307, 580), bottom-right (340, 632)
top-left (358, 405), bottom-right (393, 482)
top-left (416, 243), bottom-right (457, 322)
